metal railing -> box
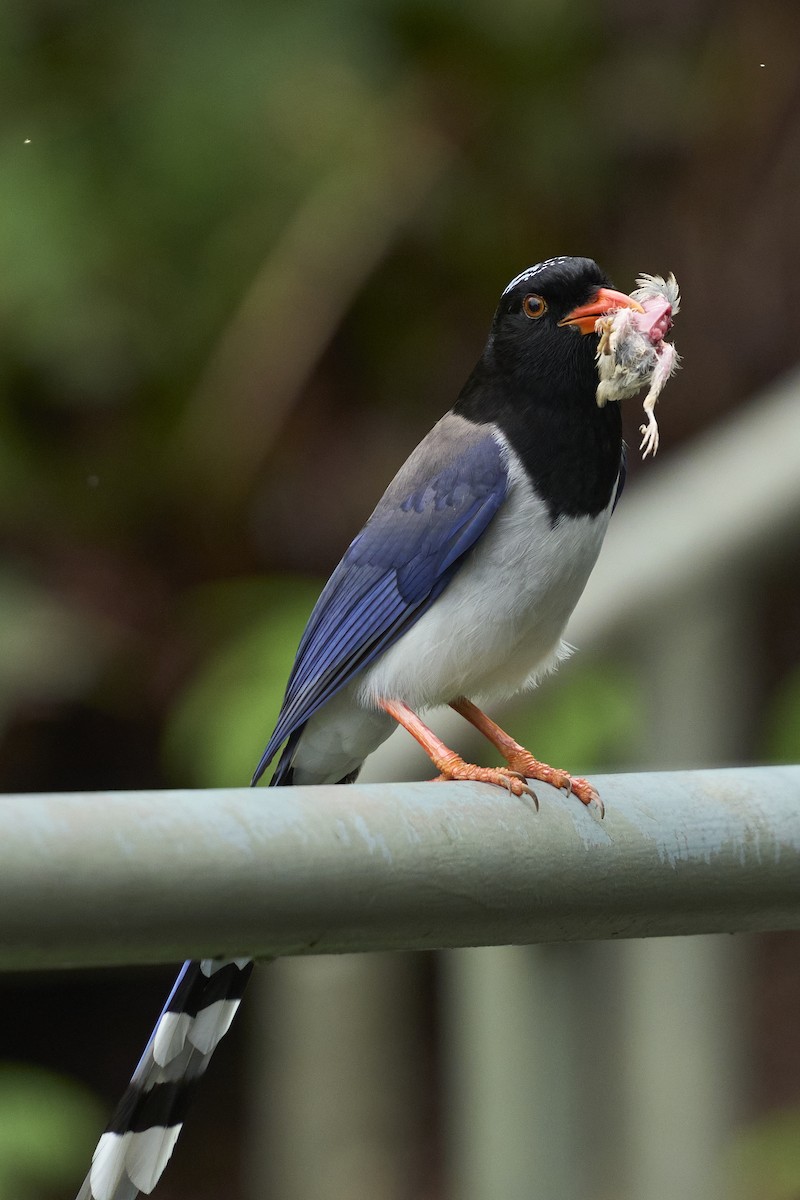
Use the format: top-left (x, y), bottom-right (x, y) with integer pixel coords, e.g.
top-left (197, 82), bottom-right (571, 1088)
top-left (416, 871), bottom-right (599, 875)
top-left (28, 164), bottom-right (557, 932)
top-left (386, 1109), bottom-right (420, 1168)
top-left (1, 766), bottom-right (798, 972)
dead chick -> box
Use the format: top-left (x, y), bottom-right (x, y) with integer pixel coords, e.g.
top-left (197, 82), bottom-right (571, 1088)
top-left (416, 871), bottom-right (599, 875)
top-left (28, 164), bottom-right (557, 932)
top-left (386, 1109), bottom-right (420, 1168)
top-left (595, 273), bottom-right (680, 458)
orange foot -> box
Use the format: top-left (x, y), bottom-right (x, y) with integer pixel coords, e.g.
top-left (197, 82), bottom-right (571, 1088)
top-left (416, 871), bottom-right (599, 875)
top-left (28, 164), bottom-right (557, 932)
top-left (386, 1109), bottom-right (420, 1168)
top-left (433, 753), bottom-right (538, 804)
top-left (449, 698), bottom-right (605, 818)
top-left (503, 752), bottom-right (603, 816)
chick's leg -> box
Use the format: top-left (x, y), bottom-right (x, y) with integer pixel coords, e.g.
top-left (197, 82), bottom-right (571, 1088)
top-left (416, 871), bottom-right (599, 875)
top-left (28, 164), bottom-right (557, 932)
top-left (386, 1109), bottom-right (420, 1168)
top-left (378, 698), bottom-right (536, 801)
top-left (450, 696), bottom-right (603, 816)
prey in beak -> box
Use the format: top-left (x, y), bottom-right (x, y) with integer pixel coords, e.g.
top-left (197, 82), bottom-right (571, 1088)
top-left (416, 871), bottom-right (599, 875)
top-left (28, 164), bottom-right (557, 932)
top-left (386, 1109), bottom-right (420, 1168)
top-left (595, 273), bottom-right (681, 458)
top-left (561, 275), bottom-right (681, 459)
top-left (558, 287), bottom-right (645, 334)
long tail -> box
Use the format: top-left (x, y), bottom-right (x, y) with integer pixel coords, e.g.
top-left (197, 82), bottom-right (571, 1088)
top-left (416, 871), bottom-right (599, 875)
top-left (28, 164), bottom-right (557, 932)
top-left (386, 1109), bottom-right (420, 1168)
top-left (75, 957), bottom-right (254, 1200)
top-left (77, 722), bottom-right (327, 1199)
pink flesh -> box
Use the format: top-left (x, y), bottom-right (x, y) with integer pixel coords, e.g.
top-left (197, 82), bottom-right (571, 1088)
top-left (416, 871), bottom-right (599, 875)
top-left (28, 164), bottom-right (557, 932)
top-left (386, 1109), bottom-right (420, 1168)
top-left (631, 296), bottom-right (672, 345)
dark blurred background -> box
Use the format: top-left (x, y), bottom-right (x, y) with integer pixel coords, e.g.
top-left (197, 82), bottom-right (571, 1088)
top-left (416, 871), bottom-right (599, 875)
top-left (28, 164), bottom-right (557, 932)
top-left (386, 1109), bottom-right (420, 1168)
top-left (1, 0), bottom-right (800, 1197)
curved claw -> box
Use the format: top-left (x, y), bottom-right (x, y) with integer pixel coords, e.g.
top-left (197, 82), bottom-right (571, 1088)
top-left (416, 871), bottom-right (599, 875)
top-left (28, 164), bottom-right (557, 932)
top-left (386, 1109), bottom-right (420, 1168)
top-left (569, 775), bottom-right (604, 818)
top-left (509, 773), bottom-right (540, 812)
top-left (503, 754), bottom-right (604, 818)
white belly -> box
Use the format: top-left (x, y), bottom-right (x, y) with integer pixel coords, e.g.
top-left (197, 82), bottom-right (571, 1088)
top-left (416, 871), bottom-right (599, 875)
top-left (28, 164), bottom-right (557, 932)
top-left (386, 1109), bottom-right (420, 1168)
top-left (358, 463), bottom-right (614, 709)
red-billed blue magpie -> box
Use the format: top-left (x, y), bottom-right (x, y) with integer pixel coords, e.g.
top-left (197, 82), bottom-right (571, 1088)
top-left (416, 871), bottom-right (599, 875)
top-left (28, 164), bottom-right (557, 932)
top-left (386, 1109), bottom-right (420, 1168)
top-left (76, 255), bottom-right (647, 1200)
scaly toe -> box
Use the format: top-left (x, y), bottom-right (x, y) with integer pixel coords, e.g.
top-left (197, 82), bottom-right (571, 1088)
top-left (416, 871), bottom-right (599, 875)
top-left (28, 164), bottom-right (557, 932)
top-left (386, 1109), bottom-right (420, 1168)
top-left (504, 754), bottom-right (570, 792)
top-left (570, 776), bottom-right (604, 818)
top-left (503, 754), bottom-right (603, 817)
top-left (434, 761), bottom-right (538, 803)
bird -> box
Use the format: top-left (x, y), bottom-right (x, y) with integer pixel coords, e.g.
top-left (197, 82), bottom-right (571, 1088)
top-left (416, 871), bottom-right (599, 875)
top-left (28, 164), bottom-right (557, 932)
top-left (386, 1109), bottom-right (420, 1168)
top-left (76, 255), bottom-right (643, 1200)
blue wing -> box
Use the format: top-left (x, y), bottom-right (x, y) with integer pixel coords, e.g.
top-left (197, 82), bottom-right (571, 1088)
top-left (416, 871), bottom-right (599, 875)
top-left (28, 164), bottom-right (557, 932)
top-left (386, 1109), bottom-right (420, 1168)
top-left (252, 422), bottom-right (508, 784)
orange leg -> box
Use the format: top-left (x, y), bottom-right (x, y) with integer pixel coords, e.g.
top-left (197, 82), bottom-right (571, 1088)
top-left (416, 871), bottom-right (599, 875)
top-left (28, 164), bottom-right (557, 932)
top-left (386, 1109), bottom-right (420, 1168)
top-left (378, 698), bottom-right (537, 803)
top-left (450, 697), bottom-right (603, 816)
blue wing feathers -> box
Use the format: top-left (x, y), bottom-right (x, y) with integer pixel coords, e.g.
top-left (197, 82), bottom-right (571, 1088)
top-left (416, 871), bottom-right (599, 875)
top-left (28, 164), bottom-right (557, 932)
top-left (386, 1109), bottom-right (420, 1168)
top-left (252, 425), bottom-right (508, 785)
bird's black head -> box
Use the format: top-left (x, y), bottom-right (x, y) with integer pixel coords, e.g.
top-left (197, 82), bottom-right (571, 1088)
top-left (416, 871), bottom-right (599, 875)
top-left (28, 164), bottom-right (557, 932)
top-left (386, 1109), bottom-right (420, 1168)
top-left (455, 256), bottom-right (637, 519)
top-left (489, 256), bottom-right (637, 377)
top-left (462, 255), bottom-right (642, 407)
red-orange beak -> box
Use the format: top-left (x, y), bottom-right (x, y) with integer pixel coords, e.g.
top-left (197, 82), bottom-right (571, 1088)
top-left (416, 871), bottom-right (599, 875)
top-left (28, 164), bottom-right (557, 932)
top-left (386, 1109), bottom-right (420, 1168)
top-left (558, 287), bottom-right (645, 335)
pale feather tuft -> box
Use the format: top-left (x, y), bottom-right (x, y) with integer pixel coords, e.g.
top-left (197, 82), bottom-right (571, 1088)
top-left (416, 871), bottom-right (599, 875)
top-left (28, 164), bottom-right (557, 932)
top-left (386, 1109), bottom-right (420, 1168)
top-left (632, 272), bottom-right (680, 313)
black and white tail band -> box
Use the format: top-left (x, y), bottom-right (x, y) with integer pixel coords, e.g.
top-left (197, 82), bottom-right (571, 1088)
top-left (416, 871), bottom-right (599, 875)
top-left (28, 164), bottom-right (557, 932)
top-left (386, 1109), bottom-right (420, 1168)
top-left (75, 957), bottom-right (254, 1200)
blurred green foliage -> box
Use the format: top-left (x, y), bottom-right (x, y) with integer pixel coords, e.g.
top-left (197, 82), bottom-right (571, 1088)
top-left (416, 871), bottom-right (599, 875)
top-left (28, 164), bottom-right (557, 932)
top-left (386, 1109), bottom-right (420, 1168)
top-left (504, 661), bottom-right (641, 773)
top-left (765, 669), bottom-right (800, 764)
top-left (164, 574), bottom-right (321, 786)
top-left (0, 1063), bottom-right (101, 1200)
top-left (728, 1107), bottom-right (800, 1200)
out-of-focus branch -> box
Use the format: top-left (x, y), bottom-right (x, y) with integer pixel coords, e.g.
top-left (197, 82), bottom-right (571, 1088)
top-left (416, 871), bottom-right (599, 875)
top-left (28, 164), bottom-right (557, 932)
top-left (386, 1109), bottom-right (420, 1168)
top-left (173, 105), bottom-right (454, 508)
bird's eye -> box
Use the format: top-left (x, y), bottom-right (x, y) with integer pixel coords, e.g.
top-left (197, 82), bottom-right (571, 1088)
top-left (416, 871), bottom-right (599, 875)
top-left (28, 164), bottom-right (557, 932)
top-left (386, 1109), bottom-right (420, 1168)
top-left (522, 294), bottom-right (548, 320)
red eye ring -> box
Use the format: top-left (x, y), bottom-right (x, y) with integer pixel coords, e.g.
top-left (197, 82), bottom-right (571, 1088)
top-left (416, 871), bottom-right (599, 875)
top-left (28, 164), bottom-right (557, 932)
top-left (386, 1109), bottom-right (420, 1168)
top-left (522, 294), bottom-right (548, 320)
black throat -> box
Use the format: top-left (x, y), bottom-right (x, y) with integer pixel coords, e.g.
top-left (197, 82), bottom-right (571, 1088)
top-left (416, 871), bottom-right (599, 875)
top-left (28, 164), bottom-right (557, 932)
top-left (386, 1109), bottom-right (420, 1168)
top-left (453, 336), bottom-right (623, 523)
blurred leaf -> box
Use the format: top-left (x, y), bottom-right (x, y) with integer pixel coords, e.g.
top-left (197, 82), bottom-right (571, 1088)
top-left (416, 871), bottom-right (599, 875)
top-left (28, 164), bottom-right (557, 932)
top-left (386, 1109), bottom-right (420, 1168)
top-left (163, 575), bottom-right (321, 787)
top-left (0, 570), bottom-right (107, 724)
top-left (502, 660), bottom-right (642, 771)
top-left (0, 1063), bottom-right (102, 1200)
top-left (727, 1107), bottom-right (800, 1200)
top-left (765, 668), bottom-right (800, 762)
